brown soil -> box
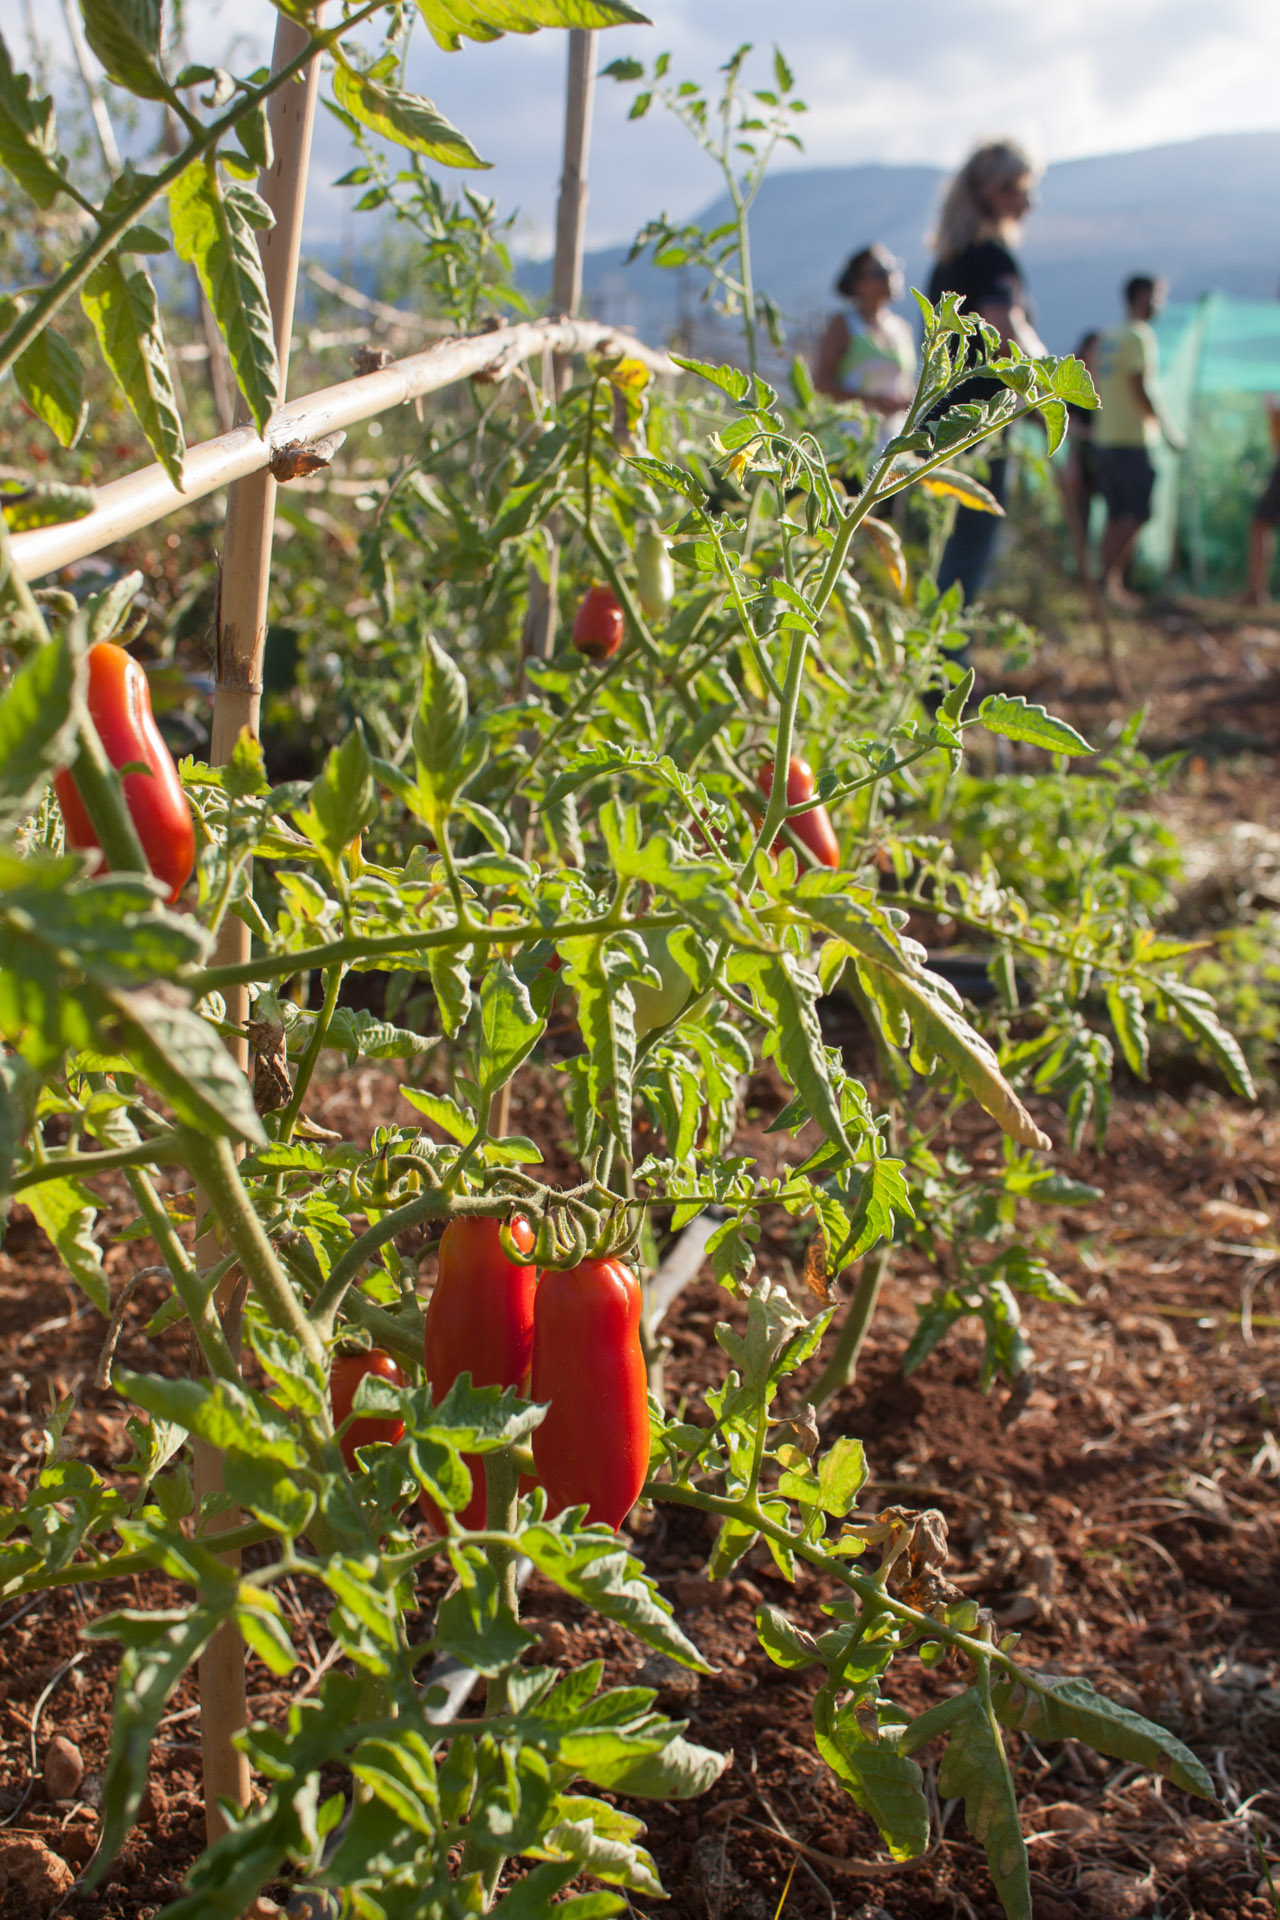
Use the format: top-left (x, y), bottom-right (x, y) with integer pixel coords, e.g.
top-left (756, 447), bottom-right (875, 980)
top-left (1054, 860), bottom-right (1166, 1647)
top-left (4, 604), bottom-right (1280, 1920)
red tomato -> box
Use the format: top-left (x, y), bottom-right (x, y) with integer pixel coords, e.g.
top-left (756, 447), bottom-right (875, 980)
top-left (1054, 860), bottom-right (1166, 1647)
top-left (329, 1349), bottom-right (406, 1472)
top-left (757, 755), bottom-right (840, 869)
top-left (54, 641), bottom-right (196, 900)
top-left (572, 584), bottom-right (625, 661)
top-left (530, 1257), bottom-right (649, 1530)
top-left (421, 1215), bottom-right (539, 1530)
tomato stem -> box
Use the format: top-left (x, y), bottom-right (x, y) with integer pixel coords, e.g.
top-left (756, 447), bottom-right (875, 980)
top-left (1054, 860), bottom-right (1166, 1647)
top-left (181, 1130), bottom-right (327, 1369)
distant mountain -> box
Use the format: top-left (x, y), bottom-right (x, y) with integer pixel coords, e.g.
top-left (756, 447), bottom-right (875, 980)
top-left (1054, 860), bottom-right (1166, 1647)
top-left (522, 131), bottom-right (1280, 357)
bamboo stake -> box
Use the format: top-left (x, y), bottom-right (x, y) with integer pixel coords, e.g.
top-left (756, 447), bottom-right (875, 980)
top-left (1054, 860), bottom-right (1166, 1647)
top-left (10, 318), bottom-right (671, 583)
top-left (194, 10), bottom-right (326, 1850)
top-left (519, 28), bottom-right (599, 695)
top-left (212, 11), bottom-right (324, 779)
top-left (550, 29), bottom-right (597, 323)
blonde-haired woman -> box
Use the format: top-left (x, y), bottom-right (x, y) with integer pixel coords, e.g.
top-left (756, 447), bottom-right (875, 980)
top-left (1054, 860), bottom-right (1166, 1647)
top-left (928, 139), bottom-right (1045, 606)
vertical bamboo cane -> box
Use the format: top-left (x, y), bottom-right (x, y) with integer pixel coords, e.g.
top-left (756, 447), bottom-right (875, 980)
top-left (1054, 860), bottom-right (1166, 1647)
top-left (550, 29), bottom-right (597, 327)
top-left (521, 30), bottom-right (598, 671)
top-left (508, 31), bottom-right (600, 1136)
top-left (195, 9), bottom-right (325, 1847)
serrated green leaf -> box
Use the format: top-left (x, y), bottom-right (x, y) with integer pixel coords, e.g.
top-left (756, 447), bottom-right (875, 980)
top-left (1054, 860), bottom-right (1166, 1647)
top-left (977, 693), bottom-right (1092, 757)
top-left (751, 951), bottom-right (851, 1157)
top-left (992, 1673), bottom-right (1213, 1798)
top-left (24, 1175), bottom-right (110, 1311)
top-left (534, 1795), bottom-right (663, 1897)
top-left (119, 1373), bottom-right (304, 1466)
top-left (170, 158), bottom-right (279, 434)
top-left (80, 0), bottom-right (172, 101)
top-left (561, 934), bottom-right (637, 1150)
top-left (81, 255), bottom-right (185, 489)
top-left (427, 940), bottom-right (472, 1038)
top-left (294, 725), bottom-right (377, 868)
top-left (108, 988), bottom-right (264, 1145)
top-left (399, 1083), bottom-right (475, 1143)
top-left (14, 327), bottom-right (86, 448)
top-left (411, 631), bottom-right (470, 824)
top-left (813, 1685), bottom-right (930, 1862)
top-left (756, 1604), bottom-right (819, 1670)
top-left (332, 60), bottom-right (488, 167)
top-left (478, 957), bottom-right (543, 1096)
top-left (1160, 980), bottom-right (1254, 1099)
top-left (0, 623), bottom-right (83, 835)
top-left (416, 0), bottom-right (649, 54)
top-left (937, 1691), bottom-right (1030, 1919)
top-left (0, 33), bottom-right (65, 206)
top-left (521, 1517), bottom-right (711, 1672)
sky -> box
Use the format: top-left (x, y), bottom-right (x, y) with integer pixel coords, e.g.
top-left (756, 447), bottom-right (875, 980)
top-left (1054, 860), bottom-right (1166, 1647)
top-left (4, 0), bottom-right (1280, 253)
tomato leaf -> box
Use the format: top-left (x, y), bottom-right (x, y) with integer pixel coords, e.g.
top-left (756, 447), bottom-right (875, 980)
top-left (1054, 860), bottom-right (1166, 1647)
top-left (937, 1691), bottom-right (1030, 1916)
top-left (521, 1515), bottom-right (713, 1673)
top-left (0, 623), bottom-right (83, 836)
top-left (0, 33), bottom-right (65, 207)
top-left (332, 59), bottom-right (488, 168)
top-left (80, 0), bottom-right (173, 100)
top-left (992, 1672), bottom-right (1213, 1798)
top-left (977, 693), bottom-right (1093, 757)
top-left (170, 157), bottom-right (279, 435)
top-left (81, 255), bottom-right (185, 489)
top-left (415, 0), bottom-right (650, 54)
top-left (13, 326), bottom-right (86, 448)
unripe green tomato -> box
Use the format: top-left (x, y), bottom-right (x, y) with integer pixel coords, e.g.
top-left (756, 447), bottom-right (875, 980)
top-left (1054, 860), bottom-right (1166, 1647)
top-left (631, 930), bottom-right (693, 1037)
top-left (636, 529), bottom-right (674, 622)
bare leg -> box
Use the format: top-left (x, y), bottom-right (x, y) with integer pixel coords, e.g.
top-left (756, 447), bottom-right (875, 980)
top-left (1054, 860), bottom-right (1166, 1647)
top-left (1247, 519), bottom-right (1276, 606)
top-left (1100, 513), bottom-right (1143, 608)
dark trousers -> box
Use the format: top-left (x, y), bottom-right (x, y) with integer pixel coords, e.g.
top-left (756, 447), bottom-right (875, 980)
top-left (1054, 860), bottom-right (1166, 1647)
top-left (936, 455), bottom-right (1008, 605)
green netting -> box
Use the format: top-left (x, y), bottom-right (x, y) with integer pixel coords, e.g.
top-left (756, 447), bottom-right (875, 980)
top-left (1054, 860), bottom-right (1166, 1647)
top-left (1138, 294), bottom-right (1280, 592)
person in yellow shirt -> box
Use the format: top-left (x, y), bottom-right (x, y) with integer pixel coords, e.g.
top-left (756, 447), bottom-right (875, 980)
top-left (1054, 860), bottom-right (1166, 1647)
top-left (1094, 274), bottom-right (1185, 607)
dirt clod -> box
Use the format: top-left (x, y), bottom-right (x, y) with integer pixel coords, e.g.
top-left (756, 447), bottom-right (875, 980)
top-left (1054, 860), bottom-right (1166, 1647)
top-left (0, 1836), bottom-right (76, 1903)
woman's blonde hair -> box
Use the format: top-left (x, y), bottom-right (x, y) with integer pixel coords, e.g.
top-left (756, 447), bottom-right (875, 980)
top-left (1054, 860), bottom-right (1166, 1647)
top-left (931, 139), bottom-right (1037, 261)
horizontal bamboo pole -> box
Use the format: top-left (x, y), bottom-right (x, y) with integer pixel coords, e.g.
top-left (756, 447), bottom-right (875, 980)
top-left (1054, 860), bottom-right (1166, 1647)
top-left (12, 318), bottom-right (674, 583)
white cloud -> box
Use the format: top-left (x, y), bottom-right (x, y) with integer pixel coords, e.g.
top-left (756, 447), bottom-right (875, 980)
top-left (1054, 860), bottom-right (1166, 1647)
top-left (1, 0), bottom-right (1278, 250)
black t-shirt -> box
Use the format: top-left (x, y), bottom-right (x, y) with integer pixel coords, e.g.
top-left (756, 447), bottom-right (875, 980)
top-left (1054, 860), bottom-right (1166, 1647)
top-left (927, 239), bottom-right (1029, 408)
top-left (927, 239), bottom-right (1026, 318)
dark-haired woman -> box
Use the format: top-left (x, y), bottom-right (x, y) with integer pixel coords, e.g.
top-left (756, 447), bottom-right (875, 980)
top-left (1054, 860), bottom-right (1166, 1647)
top-left (815, 244), bottom-right (917, 453)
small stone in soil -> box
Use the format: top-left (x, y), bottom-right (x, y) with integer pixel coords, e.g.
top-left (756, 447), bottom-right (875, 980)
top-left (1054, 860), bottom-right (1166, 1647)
top-left (43, 1733), bottom-right (85, 1801)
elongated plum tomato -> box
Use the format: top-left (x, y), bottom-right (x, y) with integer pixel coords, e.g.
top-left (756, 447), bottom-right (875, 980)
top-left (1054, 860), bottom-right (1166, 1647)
top-left (635, 529), bottom-right (674, 621)
top-left (421, 1215), bottom-right (539, 1530)
top-left (531, 1257), bottom-right (649, 1530)
top-left (330, 1349), bottom-right (406, 1472)
top-left (757, 756), bottom-right (840, 869)
top-left (53, 641), bottom-right (196, 901)
top-left (572, 583), bottom-right (624, 661)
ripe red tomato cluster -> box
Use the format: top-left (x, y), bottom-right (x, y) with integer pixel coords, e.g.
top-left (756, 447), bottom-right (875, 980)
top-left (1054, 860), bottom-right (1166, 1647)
top-left (54, 641), bottom-right (196, 900)
top-left (423, 1215), bottom-right (649, 1531)
top-left (328, 1218), bottom-right (649, 1534)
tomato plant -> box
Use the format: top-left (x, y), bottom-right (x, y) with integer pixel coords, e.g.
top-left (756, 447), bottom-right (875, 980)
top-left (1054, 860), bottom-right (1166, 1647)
top-left (0, 15), bottom-right (1243, 1920)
